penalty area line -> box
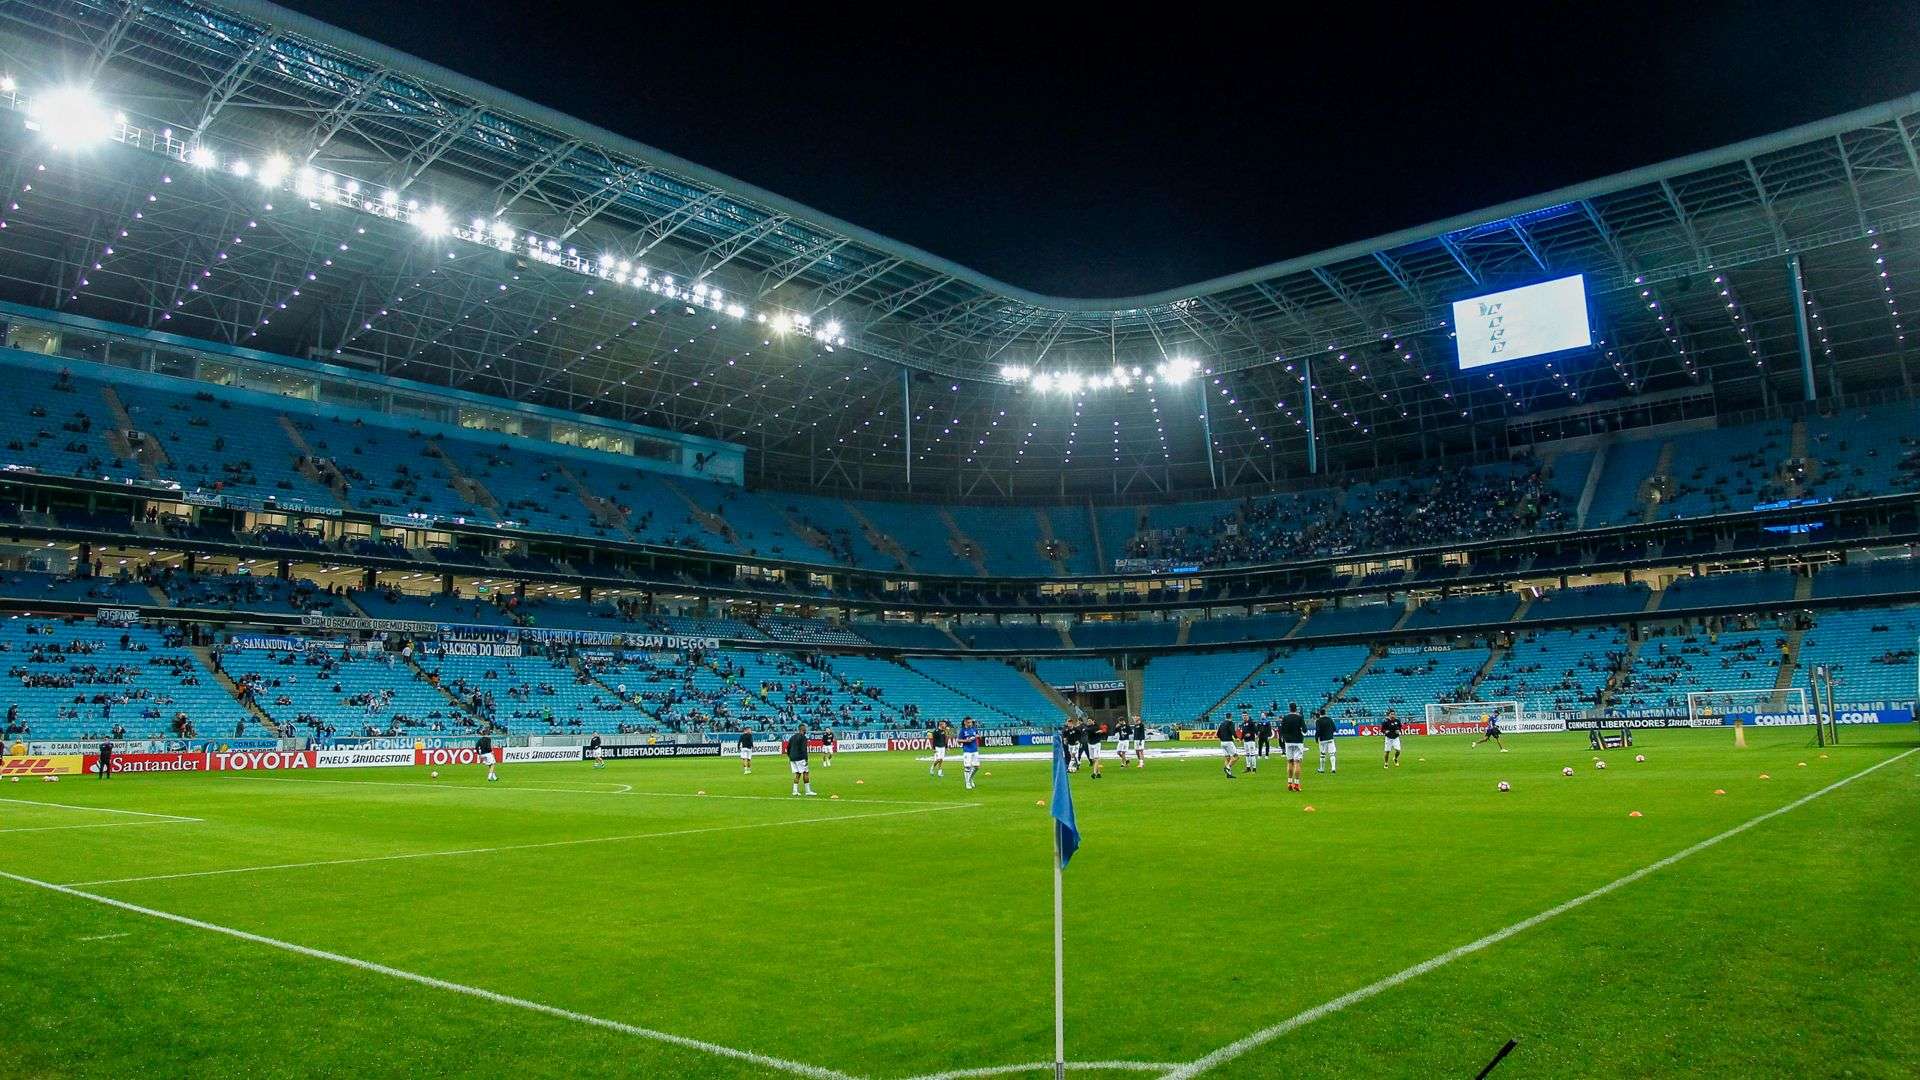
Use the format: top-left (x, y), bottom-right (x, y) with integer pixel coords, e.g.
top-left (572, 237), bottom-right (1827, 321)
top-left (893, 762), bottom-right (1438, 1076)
top-left (0, 868), bottom-right (859, 1080)
top-left (903, 1061), bottom-right (1179, 1079)
top-left (1159, 745), bottom-right (1920, 1080)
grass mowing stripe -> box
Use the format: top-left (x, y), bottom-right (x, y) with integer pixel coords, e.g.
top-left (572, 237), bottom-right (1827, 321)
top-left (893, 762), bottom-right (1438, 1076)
top-left (904, 1061), bottom-right (1179, 1079)
top-left (62, 801), bottom-right (979, 887)
top-left (1160, 745), bottom-right (1920, 1080)
top-left (0, 819), bottom-right (201, 835)
top-left (0, 796), bottom-right (199, 821)
top-left (222, 773), bottom-right (957, 805)
top-left (0, 866), bottom-right (863, 1080)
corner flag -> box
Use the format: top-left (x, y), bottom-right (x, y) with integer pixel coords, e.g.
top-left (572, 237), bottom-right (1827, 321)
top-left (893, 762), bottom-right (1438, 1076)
top-left (1051, 737), bottom-right (1080, 868)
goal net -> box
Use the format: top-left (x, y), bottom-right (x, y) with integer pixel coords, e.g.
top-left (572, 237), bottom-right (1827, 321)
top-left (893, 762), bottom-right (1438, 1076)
top-left (1425, 700), bottom-right (1520, 733)
top-left (1685, 687), bottom-right (1810, 728)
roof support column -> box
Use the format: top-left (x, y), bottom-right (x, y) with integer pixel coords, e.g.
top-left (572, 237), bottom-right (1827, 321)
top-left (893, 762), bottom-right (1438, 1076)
top-left (901, 367), bottom-right (913, 491)
top-left (1303, 354), bottom-right (1319, 475)
top-left (1788, 253), bottom-right (1817, 403)
top-left (1199, 381), bottom-right (1219, 489)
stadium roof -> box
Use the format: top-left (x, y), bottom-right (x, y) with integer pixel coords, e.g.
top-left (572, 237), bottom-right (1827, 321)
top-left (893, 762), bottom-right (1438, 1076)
top-left (1, 0), bottom-right (1919, 498)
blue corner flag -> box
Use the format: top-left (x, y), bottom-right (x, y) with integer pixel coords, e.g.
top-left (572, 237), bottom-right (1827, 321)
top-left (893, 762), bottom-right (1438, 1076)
top-left (1051, 737), bottom-right (1080, 869)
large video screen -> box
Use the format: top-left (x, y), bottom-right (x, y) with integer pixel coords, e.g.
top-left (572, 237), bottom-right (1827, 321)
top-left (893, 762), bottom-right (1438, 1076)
top-left (1452, 274), bottom-right (1592, 370)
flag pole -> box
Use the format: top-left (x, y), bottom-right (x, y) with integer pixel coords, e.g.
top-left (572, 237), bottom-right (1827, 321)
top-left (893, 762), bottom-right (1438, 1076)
top-left (1053, 825), bottom-right (1065, 1080)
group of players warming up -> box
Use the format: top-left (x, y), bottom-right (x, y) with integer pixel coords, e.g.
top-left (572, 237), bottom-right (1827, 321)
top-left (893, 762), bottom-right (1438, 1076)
top-left (1216, 702), bottom-right (1347, 790)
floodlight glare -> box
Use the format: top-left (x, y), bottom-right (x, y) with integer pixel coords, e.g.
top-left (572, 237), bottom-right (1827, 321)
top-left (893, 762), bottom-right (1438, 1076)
top-left (416, 204), bottom-right (451, 237)
top-left (28, 86), bottom-right (112, 146)
top-left (189, 144), bottom-right (217, 169)
top-left (257, 154), bottom-right (290, 187)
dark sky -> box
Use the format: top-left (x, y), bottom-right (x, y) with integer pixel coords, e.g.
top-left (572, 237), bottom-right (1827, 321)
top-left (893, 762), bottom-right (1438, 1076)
top-left (281, 0), bottom-right (1920, 298)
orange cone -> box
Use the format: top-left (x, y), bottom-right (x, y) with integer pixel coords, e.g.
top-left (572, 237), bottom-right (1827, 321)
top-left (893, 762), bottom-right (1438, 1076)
top-left (1714, 789), bottom-right (1726, 795)
top-left (1302, 805), bottom-right (1316, 813)
top-left (1628, 810), bottom-right (1643, 817)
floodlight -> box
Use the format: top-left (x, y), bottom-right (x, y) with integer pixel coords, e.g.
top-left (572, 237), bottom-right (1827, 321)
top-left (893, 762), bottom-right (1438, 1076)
top-left (416, 204), bottom-right (450, 237)
top-left (28, 86), bottom-right (112, 146)
top-left (189, 144), bottom-right (217, 169)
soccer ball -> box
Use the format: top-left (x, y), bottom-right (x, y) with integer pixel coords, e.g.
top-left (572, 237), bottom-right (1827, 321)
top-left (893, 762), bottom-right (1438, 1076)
top-left (1496, 780), bottom-right (1511, 792)
top-left (1562, 766), bottom-right (1574, 777)
top-left (6, 775), bottom-right (17, 783)
top-left (1595, 760), bottom-right (1607, 770)
top-left (1634, 754), bottom-right (1646, 763)
top-left (430, 770), bottom-right (439, 779)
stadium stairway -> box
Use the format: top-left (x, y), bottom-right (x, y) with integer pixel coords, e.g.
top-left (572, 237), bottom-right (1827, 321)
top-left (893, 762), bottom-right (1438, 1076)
top-left (1197, 650), bottom-right (1283, 722)
top-left (278, 416), bottom-right (356, 510)
top-left (1033, 509), bottom-right (1069, 576)
top-left (1509, 594), bottom-right (1535, 622)
top-left (1773, 625), bottom-right (1807, 699)
top-left (1389, 604), bottom-right (1417, 632)
top-left (1322, 651), bottom-right (1381, 713)
top-left (1467, 641), bottom-right (1506, 696)
top-left (101, 385), bottom-right (171, 479)
top-left (936, 507), bottom-right (991, 575)
top-left (899, 659), bottom-right (1023, 724)
top-left (662, 477), bottom-right (739, 549)
top-left (1175, 619), bottom-right (1192, 646)
top-left (197, 645), bottom-right (283, 734)
top-left (577, 656), bottom-right (668, 725)
top-left (1784, 419), bottom-right (1812, 499)
top-left (1596, 634), bottom-right (1645, 712)
top-left (1575, 442), bottom-right (1607, 529)
top-left (425, 440), bottom-right (499, 516)
top-left (1086, 500), bottom-right (1107, 571)
top-left (844, 503), bottom-right (913, 573)
top-left (554, 464), bottom-right (639, 543)
top-left (1640, 442), bottom-right (1678, 523)
top-left (777, 506), bottom-right (840, 564)
top-left (1054, 623), bottom-right (1075, 649)
top-left (1018, 668), bottom-right (1076, 721)
top-left (1642, 585), bottom-right (1667, 614)
top-left (411, 653), bottom-right (495, 733)
top-left (1124, 664), bottom-right (1143, 718)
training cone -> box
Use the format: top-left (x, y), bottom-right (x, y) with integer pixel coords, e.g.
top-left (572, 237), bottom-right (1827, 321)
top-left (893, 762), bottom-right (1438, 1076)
top-left (1628, 810), bottom-right (1643, 818)
top-left (855, 779), bottom-right (865, 785)
top-left (1302, 805), bottom-right (1316, 813)
top-left (1797, 762), bottom-right (1808, 767)
top-left (1035, 799), bottom-right (1045, 807)
top-left (1759, 773), bottom-right (1772, 780)
top-left (696, 789), bottom-right (707, 795)
top-left (1714, 788), bottom-right (1727, 795)
top-left (1819, 753), bottom-right (1829, 759)
top-left (829, 794), bottom-right (840, 800)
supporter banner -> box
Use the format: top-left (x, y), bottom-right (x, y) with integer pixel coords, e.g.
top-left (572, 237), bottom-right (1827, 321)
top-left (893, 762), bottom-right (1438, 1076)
top-left (1355, 721), bottom-right (1429, 737)
top-left (1835, 707), bottom-right (1913, 724)
top-left (95, 607), bottom-right (139, 626)
top-left (439, 640), bottom-right (523, 658)
top-left (84, 751), bottom-right (205, 774)
top-left (208, 750), bottom-right (316, 772)
top-left (192, 490), bottom-right (341, 517)
top-left (230, 634), bottom-right (301, 652)
top-left (502, 746), bottom-right (582, 764)
top-left (324, 735), bottom-right (468, 750)
top-left (301, 614), bottom-right (444, 635)
top-left (0, 754), bottom-right (84, 777)
top-left (32, 739), bottom-right (163, 755)
top-left (1073, 680), bottom-right (1125, 693)
top-left (595, 743), bottom-right (722, 760)
top-left (315, 748), bottom-right (415, 769)
top-left (1112, 557), bottom-right (1201, 575)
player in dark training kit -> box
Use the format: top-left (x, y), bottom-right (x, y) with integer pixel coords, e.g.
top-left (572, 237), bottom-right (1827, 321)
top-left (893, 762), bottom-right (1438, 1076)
top-left (1256, 712), bottom-right (1273, 759)
top-left (787, 723), bottom-right (816, 797)
top-left (739, 727), bottom-right (756, 773)
top-left (1216, 715), bottom-right (1240, 778)
top-left (1380, 708), bottom-right (1404, 768)
top-left (589, 734), bottom-right (605, 769)
top-left (1279, 704), bottom-right (1307, 791)
top-left (1238, 708), bottom-right (1259, 773)
top-left (1315, 711), bottom-right (1338, 774)
top-left (477, 734), bottom-right (498, 782)
top-left (820, 728), bottom-right (837, 767)
top-left (929, 721), bottom-right (950, 778)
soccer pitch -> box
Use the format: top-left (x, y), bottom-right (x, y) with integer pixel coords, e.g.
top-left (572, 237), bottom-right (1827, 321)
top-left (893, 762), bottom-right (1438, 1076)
top-left (2, 727), bottom-right (1915, 1079)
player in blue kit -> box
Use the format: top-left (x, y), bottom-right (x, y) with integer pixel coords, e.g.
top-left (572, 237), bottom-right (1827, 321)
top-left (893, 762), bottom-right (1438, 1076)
top-left (959, 717), bottom-right (982, 790)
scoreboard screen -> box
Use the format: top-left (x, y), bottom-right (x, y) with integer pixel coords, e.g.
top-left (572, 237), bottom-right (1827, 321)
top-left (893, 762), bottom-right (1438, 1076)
top-left (1452, 274), bottom-right (1592, 370)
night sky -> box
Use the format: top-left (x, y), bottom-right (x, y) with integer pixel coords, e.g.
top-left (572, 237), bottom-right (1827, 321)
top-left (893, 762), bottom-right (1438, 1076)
top-left (281, 1), bottom-right (1920, 299)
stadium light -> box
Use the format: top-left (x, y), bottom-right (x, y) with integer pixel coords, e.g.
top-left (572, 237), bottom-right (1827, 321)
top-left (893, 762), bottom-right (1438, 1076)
top-left (189, 144), bottom-right (218, 170)
top-left (256, 154), bottom-right (289, 188)
top-left (416, 204), bottom-right (451, 237)
top-left (26, 86), bottom-right (113, 146)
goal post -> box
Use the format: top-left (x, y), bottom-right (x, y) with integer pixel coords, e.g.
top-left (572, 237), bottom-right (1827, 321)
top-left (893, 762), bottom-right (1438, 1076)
top-left (1686, 687), bottom-right (1810, 746)
top-left (1425, 700), bottom-right (1520, 733)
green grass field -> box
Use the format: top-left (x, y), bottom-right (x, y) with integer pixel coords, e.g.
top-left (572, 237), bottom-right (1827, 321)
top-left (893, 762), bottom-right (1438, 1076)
top-left (2, 726), bottom-right (1915, 1079)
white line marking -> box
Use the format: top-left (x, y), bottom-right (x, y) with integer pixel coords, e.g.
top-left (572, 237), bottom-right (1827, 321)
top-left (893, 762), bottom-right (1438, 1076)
top-left (904, 1061), bottom-right (1177, 1079)
top-left (0, 819), bottom-right (199, 835)
top-left (0, 797), bottom-right (199, 821)
top-left (223, 774), bottom-right (956, 806)
top-left (63, 802), bottom-right (977, 887)
top-left (0, 868), bottom-right (857, 1080)
top-left (1160, 746), bottom-right (1920, 1080)
top-left (77, 932), bottom-right (130, 941)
